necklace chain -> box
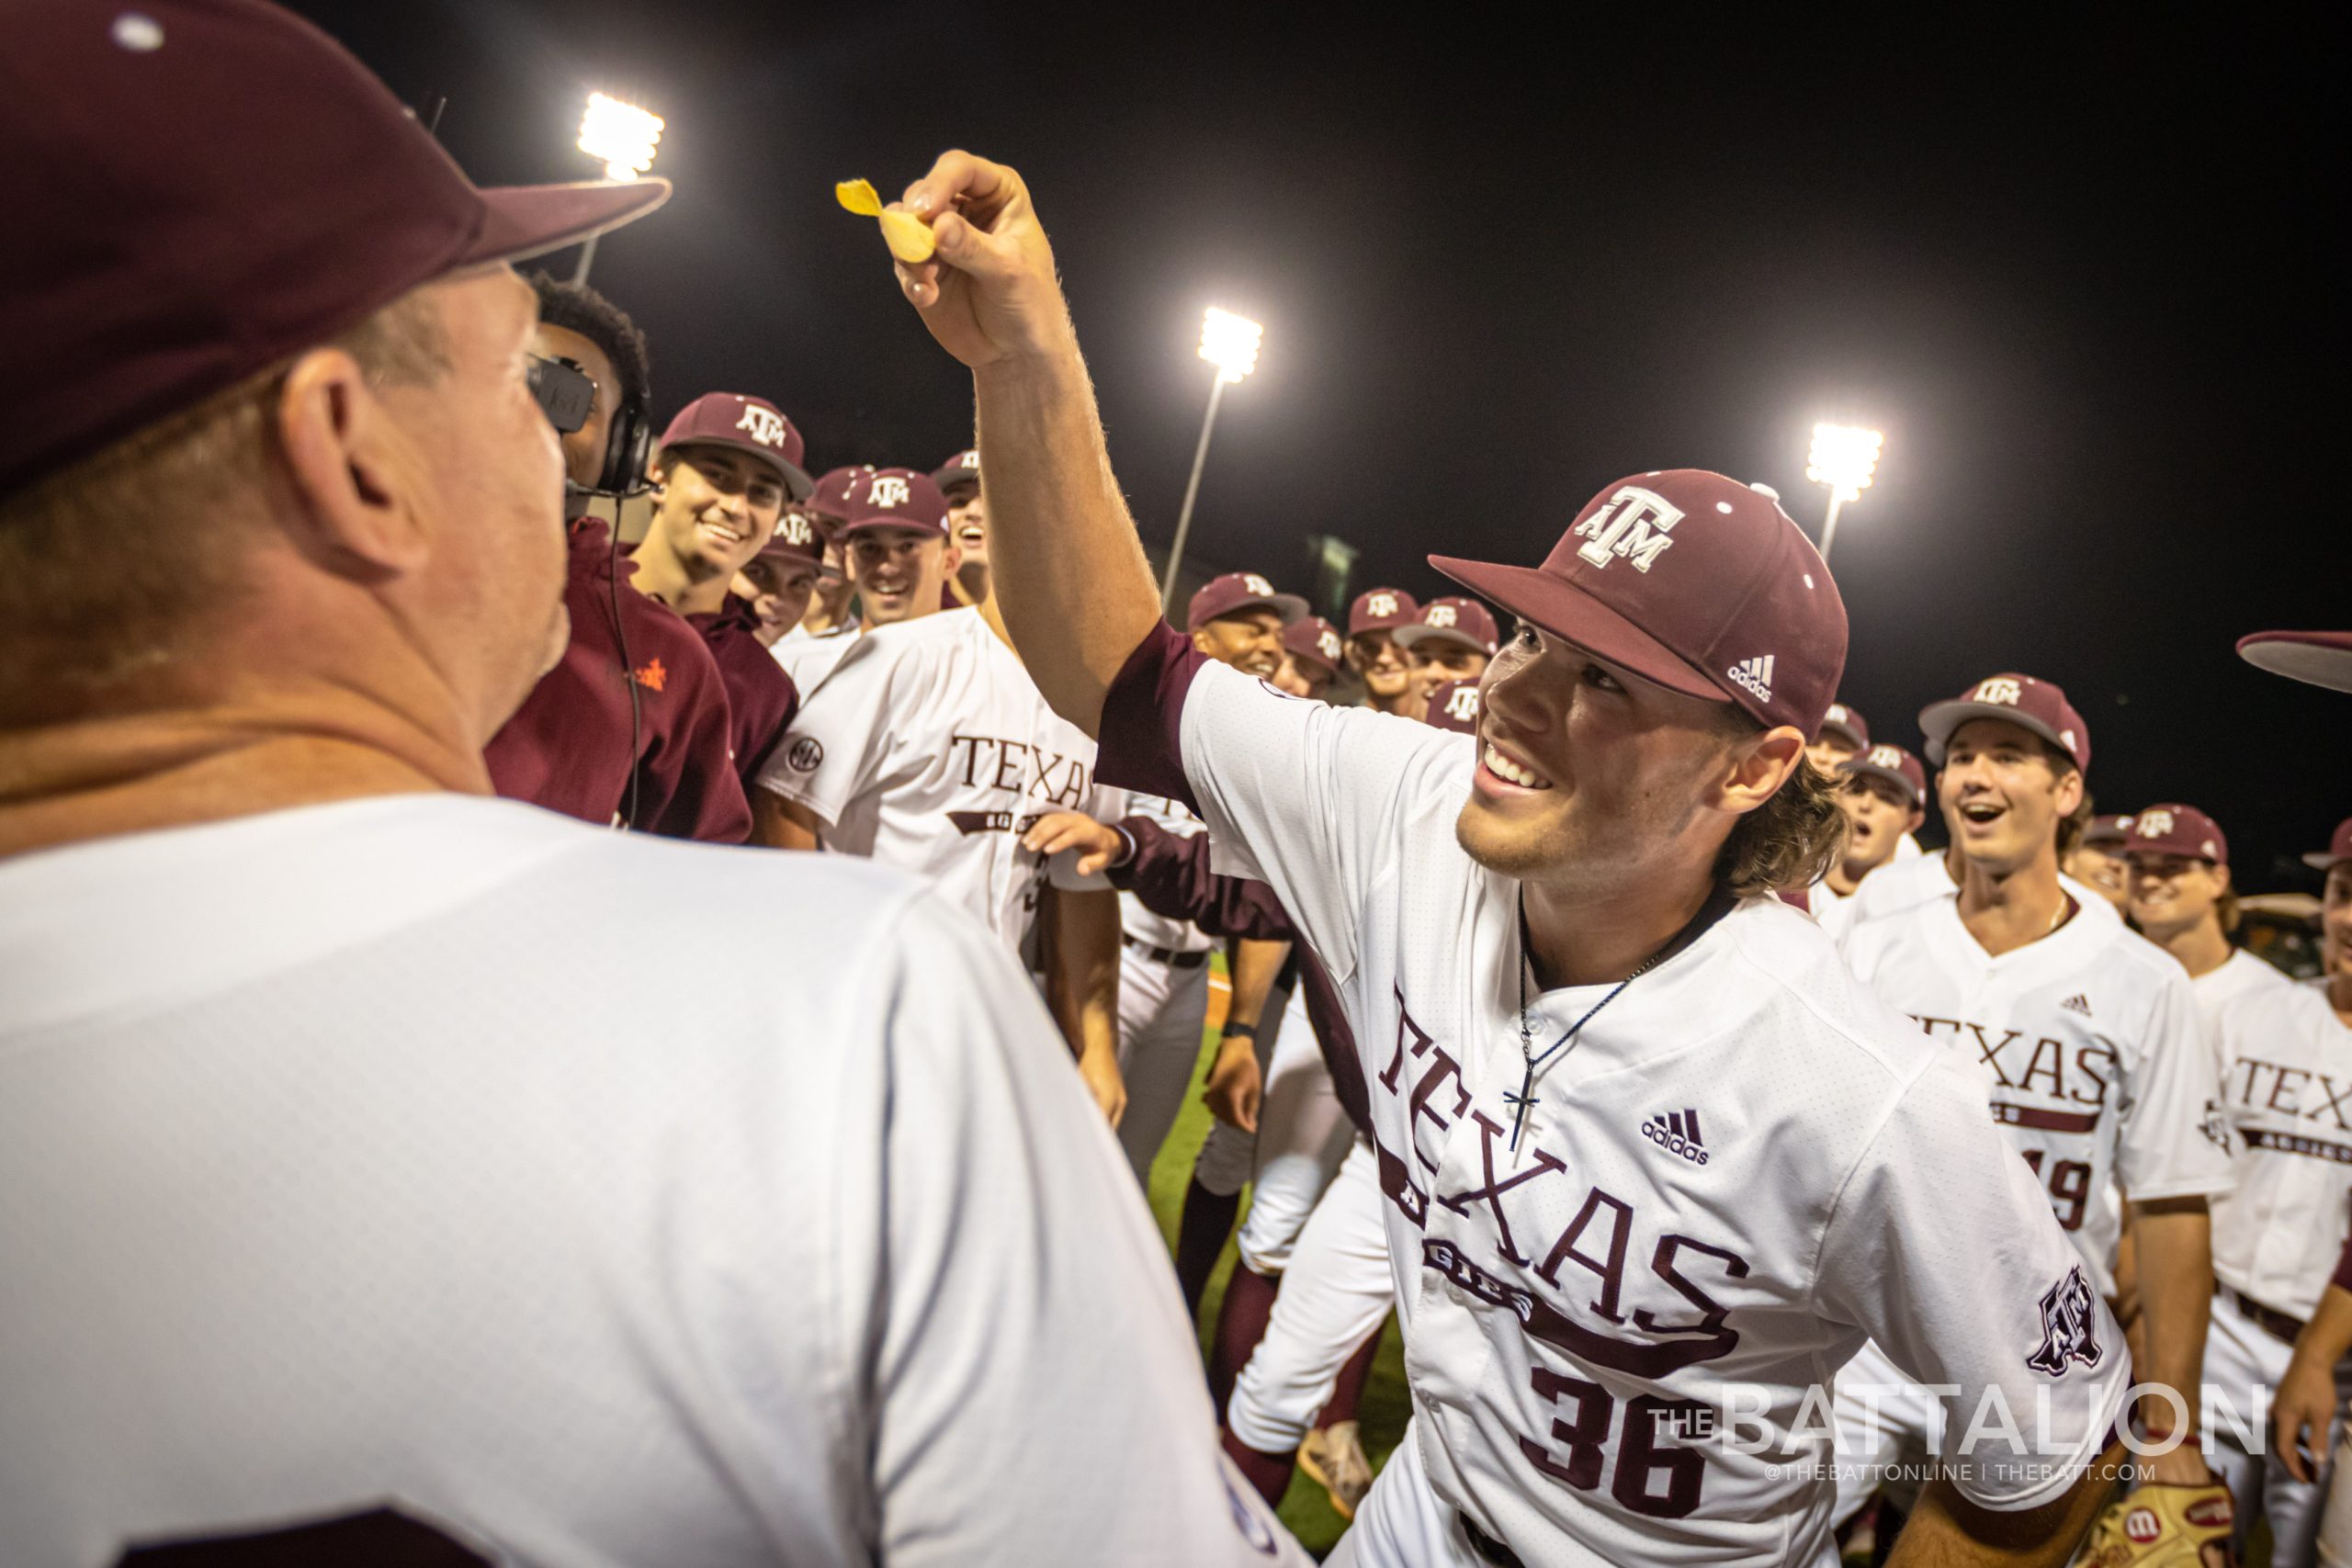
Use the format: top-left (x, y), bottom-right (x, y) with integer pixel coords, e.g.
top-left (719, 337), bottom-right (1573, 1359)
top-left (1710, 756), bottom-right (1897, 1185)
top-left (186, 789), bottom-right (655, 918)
top-left (1505, 897), bottom-right (1688, 1153)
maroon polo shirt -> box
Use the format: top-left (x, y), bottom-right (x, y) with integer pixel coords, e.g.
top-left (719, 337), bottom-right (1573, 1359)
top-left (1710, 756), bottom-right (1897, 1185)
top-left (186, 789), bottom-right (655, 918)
top-left (685, 595), bottom-right (802, 786)
top-left (484, 519), bottom-right (752, 842)
top-left (1107, 814), bottom-right (1368, 1138)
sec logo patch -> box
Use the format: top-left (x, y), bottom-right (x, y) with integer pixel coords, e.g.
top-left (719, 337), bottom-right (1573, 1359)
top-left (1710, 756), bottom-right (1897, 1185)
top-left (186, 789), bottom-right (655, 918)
top-left (786, 737), bottom-right (824, 773)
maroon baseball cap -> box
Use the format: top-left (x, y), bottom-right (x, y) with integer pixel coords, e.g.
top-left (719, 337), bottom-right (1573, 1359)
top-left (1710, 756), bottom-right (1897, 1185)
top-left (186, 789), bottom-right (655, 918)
top-left (1819, 703), bottom-right (1870, 750)
top-left (1422, 679), bottom-right (1484, 735)
top-left (2, 0), bottom-right (671, 499)
top-left (2124, 804), bottom-right (2227, 865)
top-left (808, 465), bottom-right (873, 526)
top-left (2239, 630), bottom-right (2352, 695)
top-left (931, 448), bottom-right (981, 497)
top-left (2304, 818), bottom-right (2352, 874)
top-left (1393, 597), bottom-right (1501, 657)
top-left (1430, 471), bottom-right (1846, 737)
top-left (1187, 572), bottom-right (1309, 632)
top-left (2083, 814), bottom-right (2137, 850)
top-left (1839, 743), bottom-right (1926, 809)
top-left (835, 468), bottom-right (948, 537)
top-left (658, 394), bottom-right (815, 501)
top-left (1918, 673), bottom-right (2091, 773)
top-left (1283, 615), bottom-right (1345, 677)
top-left (1347, 587), bottom-right (1419, 637)
top-left (757, 505), bottom-right (827, 565)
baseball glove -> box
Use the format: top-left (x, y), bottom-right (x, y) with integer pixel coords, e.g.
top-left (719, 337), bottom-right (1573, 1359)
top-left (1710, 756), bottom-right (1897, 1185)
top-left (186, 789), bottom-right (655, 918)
top-left (2074, 1482), bottom-right (2235, 1567)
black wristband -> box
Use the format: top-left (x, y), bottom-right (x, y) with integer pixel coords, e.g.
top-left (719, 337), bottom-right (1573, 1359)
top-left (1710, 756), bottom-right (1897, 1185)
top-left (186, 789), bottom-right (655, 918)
top-left (1221, 1022), bottom-right (1258, 1041)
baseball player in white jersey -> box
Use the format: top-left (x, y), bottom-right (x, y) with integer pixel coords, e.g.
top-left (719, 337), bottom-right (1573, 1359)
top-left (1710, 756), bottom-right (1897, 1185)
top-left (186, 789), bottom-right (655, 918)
top-left (0, 32), bottom-right (1306, 1567)
top-left (1394, 596), bottom-right (1499, 716)
top-left (772, 464), bottom-right (946, 695)
top-left (1809, 742), bottom-right (1927, 942)
top-left (756, 477), bottom-right (1130, 1120)
top-left (2122, 803), bottom-right (2289, 1030)
top-left (1346, 587), bottom-right (1423, 717)
top-left (1830, 674), bottom-right (2235, 1551)
top-left (2067, 812), bottom-right (2139, 917)
top-left (2188, 818), bottom-right (2352, 1561)
top-left (876, 143), bottom-right (2135, 1563)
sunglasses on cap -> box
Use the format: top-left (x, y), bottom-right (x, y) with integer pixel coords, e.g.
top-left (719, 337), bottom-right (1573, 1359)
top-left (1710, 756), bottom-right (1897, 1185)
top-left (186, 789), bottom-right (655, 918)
top-left (527, 354), bottom-right (598, 435)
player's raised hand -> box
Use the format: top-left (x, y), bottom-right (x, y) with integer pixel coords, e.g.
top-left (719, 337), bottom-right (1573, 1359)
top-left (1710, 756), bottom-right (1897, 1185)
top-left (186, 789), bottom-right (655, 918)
top-left (1023, 811), bottom-right (1125, 877)
top-left (889, 151), bottom-right (1075, 372)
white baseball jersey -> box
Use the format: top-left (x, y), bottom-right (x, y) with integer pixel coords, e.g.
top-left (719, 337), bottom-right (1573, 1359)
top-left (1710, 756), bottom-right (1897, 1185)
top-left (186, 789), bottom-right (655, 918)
top-left (757, 607), bottom-right (1125, 954)
top-left (2193, 947), bottom-right (2291, 1034)
top-left (1121, 791), bottom-right (1216, 955)
top-left (2207, 980), bottom-right (2352, 1317)
top-left (0, 795), bottom-right (1303, 1567)
top-left (772, 619), bottom-right (861, 694)
top-left (1838, 887), bottom-right (2234, 1297)
top-left (1104, 648), bottom-right (2128, 1565)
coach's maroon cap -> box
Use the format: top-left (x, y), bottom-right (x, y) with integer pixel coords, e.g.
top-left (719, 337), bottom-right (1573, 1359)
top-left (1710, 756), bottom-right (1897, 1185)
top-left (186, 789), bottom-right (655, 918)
top-left (1283, 615), bottom-right (1345, 677)
top-left (1, 0), bottom-right (671, 499)
top-left (1394, 597), bottom-right (1500, 657)
top-left (808, 465), bottom-right (873, 526)
top-left (1347, 587), bottom-right (1419, 637)
top-left (658, 394), bottom-right (816, 501)
top-left (1918, 672), bottom-right (2091, 773)
top-left (931, 447), bottom-right (981, 498)
top-left (2124, 804), bottom-right (2227, 865)
top-left (1839, 743), bottom-right (1926, 809)
top-left (2304, 818), bottom-right (2352, 874)
top-left (1421, 679), bottom-right (1483, 735)
top-left (1819, 703), bottom-right (1870, 750)
top-left (835, 468), bottom-right (948, 537)
top-left (1431, 471), bottom-right (1846, 737)
top-left (2083, 814), bottom-right (2136, 850)
top-left (2239, 630), bottom-right (2352, 695)
top-left (1187, 572), bottom-right (1309, 632)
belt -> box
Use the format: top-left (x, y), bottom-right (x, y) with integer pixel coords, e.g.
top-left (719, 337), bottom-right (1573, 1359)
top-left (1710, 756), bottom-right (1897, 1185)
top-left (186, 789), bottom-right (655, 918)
top-left (1458, 1512), bottom-right (1523, 1568)
top-left (1123, 935), bottom-right (1209, 968)
top-left (2224, 1284), bottom-right (2306, 1348)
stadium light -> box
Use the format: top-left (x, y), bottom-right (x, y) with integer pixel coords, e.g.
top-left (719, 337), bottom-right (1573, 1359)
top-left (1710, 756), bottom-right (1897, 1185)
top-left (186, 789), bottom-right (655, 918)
top-left (1804, 422), bottom-right (1883, 562)
top-left (1161, 309), bottom-right (1265, 611)
top-left (571, 93), bottom-right (663, 284)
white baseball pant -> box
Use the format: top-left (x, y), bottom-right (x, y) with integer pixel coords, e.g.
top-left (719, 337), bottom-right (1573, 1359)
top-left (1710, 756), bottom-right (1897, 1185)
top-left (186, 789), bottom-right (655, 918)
top-left (1226, 1136), bottom-right (1392, 1454)
top-left (1114, 944), bottom-right (1212, 1183)
top-left (2319, 1429), bottom-right (2352, 1565)
top-left (2203, 1287), bottom-right (2352, 1565)
top-left (1327, 1420), bottom-right (1481, 1567)
top-left (1194, 986), bottom-right (1357, 1274)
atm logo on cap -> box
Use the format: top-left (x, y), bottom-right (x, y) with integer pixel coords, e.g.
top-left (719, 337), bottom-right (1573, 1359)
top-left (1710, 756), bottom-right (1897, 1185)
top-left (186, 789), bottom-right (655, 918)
top-left (867, 476), bottom-right (912, 508)
top-left (1243, 574), bottom-right (1274, 596)
top-left (1317, 629), bottom-right (1341, 661)
top-left (1973, 677), bottom-right (2023, 705)
top-left (777, 513), bottom-right (816, 547)
top-left (1427, 604), bottom-right (1458, 627)
top-left (1572, 486), bottom-right (1682, 573)
top-left (1368, 592), bottom-right (1399, 618)
top-left (736, 405), bottom-right (789, 447)
top-left (1868, 745), bottom-right (1903, 768)
top-left (2136, 809), bottom-right (2175, 839)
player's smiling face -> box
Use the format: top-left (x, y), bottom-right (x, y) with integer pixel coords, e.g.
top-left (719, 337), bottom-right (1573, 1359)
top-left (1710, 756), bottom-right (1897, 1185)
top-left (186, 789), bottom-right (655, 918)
top-left (1407, 640), bottom-right (1487, 706)
top-left (1455, 625), bottom-right (1757, 885)
top-left (651, 446), bottom-right (787, 577)
top-left (1938, 717), bottom-right (2082, 874)
top-left (1348, 629), bottom-right (1411, 698)
top-left (1193, 609), bottom-right (1286, 677)
top-left (850, 525), bottom-right (958, 626)
top-left (2126, 851), bottom-right (2224, 939)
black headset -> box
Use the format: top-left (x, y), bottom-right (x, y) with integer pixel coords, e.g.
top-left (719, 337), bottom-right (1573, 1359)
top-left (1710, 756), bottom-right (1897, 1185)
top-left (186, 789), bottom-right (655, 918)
top-left (530, 355), bottom-right (652, 499)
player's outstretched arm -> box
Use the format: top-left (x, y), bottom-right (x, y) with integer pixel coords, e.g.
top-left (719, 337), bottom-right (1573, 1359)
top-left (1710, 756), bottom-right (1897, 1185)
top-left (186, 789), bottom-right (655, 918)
top-left (1884, 1441), bottom-right (2124, 1567)
top-left (888, 152), bottom-right (1161, 736)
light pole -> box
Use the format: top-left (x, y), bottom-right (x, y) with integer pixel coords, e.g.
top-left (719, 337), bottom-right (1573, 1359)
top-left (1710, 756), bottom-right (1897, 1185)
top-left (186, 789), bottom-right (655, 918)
top-left (571, 92), bottom-right (664, 285)
top-left (1804, 423), bottom-right (1883, 563)
top-left (1159, 307), bottom-right (1262, 614)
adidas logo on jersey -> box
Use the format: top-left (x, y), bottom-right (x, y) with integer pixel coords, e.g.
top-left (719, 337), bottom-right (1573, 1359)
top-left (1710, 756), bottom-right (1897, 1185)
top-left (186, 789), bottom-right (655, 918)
top-left (2060, 993), bottom-right (2092, 1017)
top-left (1640, 1108), bottom-right (1709, 1166)
top-left (1726, 656), bottom-right (1774, 703)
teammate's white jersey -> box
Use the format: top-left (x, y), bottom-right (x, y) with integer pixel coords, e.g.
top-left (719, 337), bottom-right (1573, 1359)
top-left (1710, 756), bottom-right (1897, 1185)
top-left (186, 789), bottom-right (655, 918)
top-left (1838, 886), bottom-right (2234, 1298)
top-left (757, 607), bottom-right (1125, 954)
top-left (2207, 980), bottom-right (2352, 1317)
top-left (1124, 656), bottom-right (2127, 1565)
top-left (0, 795), bottom-right (1302, 1567)
top-left (772, 619), bottom-right (861, 694)
top-left (2192, 947), bottom-right (2291, 1035)
top-left (1120, 791), bottom-right (1216, 955)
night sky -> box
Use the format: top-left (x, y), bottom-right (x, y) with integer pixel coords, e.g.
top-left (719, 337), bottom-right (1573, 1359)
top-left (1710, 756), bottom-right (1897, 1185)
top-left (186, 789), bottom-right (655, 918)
top-left (297, 2), bottom-right (2339, 887)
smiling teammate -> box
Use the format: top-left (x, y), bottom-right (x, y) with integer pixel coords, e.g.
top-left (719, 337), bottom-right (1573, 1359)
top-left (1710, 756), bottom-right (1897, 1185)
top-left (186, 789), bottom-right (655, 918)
top-left (877, 148), bottom-right (2132, 1564)
top-left (2067, 813), bottom-right (2137, 917)
top-left (1394, 597), bottom-right (1499, 716)
top-left (1345, 587), bottom-right (1420, 717)
top-left (1831, 676), bottom-right (2234, 1553)
top-left (1276, 615), bottom-right (1346, 701)
top-left (729, 504), bottom-right (829, 648)
top-left (933, 446), bottom-right (988, 604)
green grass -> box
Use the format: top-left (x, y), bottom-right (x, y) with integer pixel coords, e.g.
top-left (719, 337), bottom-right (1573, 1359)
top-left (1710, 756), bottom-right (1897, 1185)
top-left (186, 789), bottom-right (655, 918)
top-left (1144, 1023), bottom-right (1412, 1559)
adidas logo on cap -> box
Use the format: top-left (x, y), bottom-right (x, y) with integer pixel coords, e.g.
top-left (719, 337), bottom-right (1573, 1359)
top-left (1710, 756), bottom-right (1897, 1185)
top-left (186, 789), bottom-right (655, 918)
top-left (1727, 655), bottom-right (1774, 703)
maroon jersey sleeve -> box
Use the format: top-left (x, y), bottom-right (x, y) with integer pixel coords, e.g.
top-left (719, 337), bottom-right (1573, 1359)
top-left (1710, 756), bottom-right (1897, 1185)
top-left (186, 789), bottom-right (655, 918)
top-left (1096, 620), bottom-right (1208, 811)
top-left (1107, 817), bottom-right (1295, 942)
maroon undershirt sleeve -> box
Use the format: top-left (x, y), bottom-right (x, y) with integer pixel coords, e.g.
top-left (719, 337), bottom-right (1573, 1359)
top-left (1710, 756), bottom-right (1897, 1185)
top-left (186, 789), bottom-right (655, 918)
top-left (1108, 818), bottom-right (1295, 942)
top-left (1095, 620), bottom-right (1207, 813)
top-left (2334, 1231), bottom-right (2352, 1295)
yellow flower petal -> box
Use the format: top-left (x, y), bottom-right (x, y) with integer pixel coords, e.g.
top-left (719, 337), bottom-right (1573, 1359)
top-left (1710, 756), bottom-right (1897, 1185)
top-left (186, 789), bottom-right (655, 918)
top-left (878, 209), bottom-right (937, 264)
top-left (834, 178), bottom-right (883, 217)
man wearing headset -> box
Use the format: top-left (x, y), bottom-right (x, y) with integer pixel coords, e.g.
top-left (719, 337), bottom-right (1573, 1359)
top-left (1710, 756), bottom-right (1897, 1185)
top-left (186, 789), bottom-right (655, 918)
top-left (481, 276), bottom-right (749, 841)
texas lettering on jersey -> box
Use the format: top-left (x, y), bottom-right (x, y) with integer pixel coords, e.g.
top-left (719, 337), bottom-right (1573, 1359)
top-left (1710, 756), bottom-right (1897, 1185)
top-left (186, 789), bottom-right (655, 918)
top-left (947, 732), bottom-right (1095, 807)
top-left (1912, 1011), bottom-right (2113, 1230)
top-left (2222, 1054), bottom-right (2352, 1162)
